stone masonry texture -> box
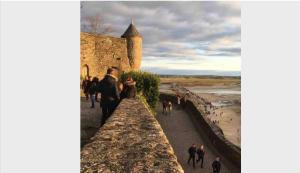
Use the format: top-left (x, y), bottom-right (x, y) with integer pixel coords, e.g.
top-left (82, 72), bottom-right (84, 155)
top-left (80, 98), bottom-right (184, 173)
top-left (81, 31), bottom-right (142, 80)
top-left (125, 36), bottom-right (142, 71)
top-left (81, 32), bottom-right (131, 79)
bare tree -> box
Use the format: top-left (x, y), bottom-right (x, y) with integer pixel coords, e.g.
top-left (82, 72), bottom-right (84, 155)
top-left (80, 1), bottom-right (87, 9)
top-left (82, 13), bottom-right (113, 35)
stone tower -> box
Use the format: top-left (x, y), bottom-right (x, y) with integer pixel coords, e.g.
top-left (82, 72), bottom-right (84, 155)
top-left (121, 21), bottom-right (142, 71)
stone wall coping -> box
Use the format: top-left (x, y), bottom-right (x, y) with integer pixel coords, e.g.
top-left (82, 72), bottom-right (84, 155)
top-left (81, 32), bottom-right (126, 41)
top-left (81, 98), bottom-right (184, 173)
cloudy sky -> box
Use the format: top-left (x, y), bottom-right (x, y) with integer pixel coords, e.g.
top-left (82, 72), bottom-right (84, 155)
top-left (81, 1), bottom-right (241, 76)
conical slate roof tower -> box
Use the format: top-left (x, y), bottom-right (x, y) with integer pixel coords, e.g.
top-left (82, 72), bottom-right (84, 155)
top-left (121, 23), bottom-right (141, 38)
top-left (121, 20), bottom-right (142, 71)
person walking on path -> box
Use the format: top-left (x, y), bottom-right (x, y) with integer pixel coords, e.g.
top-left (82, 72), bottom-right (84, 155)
top-left (120, 76), bottom-right (137, 99)
top-left (98, 68), bottom-right (120, 126)
top-left (162, 100), bottom-right (168, 115)
top-left (88, 77), bottom-right (98, 108)
top-left (93, 77), bottom-right (99, 102)
top-left (167, 101), bottom-right (173, 115)
top-left (196, 144), bottom-right (205, 168)
top-left (187, 144), bottom-right (197, 168)
top-left (212, 157), bottom-right (221, 173)
top-left (81, 77), bottom-right (87, 99)
top-left (176, 94), bottom-right (181, 109)
top-left (82, 76), bottom-right (91, 100)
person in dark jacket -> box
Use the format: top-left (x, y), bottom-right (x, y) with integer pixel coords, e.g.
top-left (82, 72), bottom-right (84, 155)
top-left (196, 144), bottom-right (205, 168)
top-left (212, 157), bottom-right (221, 173)
top-left (82, 76), bottom-right (91, 100)
top-left (88, 77), bottom-right (98, 108)
top-left (93, 77), bottom-right (99, 102)
top-left (162, 100), bottom-right (168, 115)
top-left (120, 76), bottom-right (137, 99)
top-left (81, 77), bottom-right (87, 99)
top-left (98, 68), bottom-right (120, 126)
top-left (187, 144), bottom-right (197, 168)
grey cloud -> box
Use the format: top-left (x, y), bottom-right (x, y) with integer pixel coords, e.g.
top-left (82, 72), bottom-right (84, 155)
top-left (81, 1), bottom-right (240, 75)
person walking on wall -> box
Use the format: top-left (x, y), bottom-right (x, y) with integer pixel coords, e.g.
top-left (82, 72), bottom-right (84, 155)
top-left (187, 144), bottom-right (197, 168)
top-left (98, 68), bottom-right (120, 126)
top-left (82, 76), bottom-right (91, 100)
top-left (196, 144), bottom-right (205, 168)
top-left (93, 77), bottom-right (99, 102)
top-left (81, 77), bottom-right (87, 99)
top-left (212, 157), bottom-right (221, 173)
top-left (120, 76), bottom-right (137, 99)
top-left (88, 77), bottom-right (98, 108)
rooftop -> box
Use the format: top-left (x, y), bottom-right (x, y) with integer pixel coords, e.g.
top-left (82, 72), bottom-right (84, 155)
top-left (121, 22), bottom-right (141, 38)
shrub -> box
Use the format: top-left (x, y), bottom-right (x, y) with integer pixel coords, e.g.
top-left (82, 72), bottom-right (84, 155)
top-left (121, 71), bottom-right (160, 110)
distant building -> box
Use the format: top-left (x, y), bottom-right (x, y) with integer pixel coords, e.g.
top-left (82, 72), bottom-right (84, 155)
top-left (80, 21), bottom-right (142, 80)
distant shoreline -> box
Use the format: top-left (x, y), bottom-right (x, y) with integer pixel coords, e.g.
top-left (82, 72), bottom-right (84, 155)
top-left (141, 68), bottom-right (241, 76)
top-left (159, 76), bottom-right (241, 87)
top-left (159, 74), bottom-right (241, 78)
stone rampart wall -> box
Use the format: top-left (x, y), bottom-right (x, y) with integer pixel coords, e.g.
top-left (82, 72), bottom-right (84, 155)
top-left (81, 98), bottom-right (184, 173)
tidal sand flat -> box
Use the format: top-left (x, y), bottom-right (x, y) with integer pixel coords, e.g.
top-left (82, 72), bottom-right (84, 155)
top-left (159, 76), bottom-right (241, 147)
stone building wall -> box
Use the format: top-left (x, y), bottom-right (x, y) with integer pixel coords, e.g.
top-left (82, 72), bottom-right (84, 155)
top-left (80, 32), bottom-right (131, 80)
top-left (81, 98), bottom-right (184, 173)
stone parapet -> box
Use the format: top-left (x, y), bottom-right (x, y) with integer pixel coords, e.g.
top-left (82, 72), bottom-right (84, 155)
top-left (81, 98), bottom-right (184, 173)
